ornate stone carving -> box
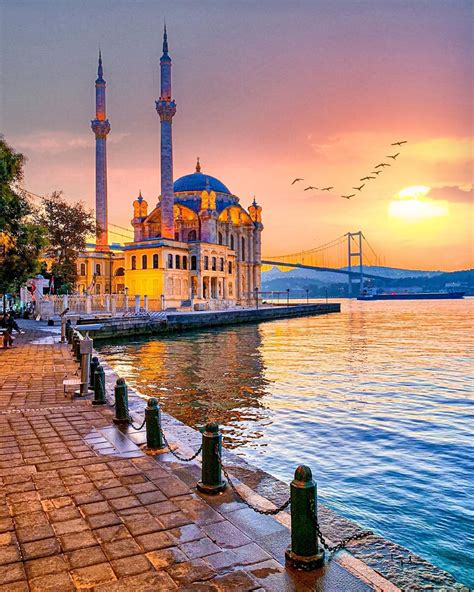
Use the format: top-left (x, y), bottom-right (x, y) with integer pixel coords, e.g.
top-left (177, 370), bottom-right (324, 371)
top-left (91, 119), bottom-right (111, 138)
top-left (155, 99), bottom-right (177, 122)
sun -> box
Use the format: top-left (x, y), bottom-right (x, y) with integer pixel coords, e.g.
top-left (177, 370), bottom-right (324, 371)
top-left (389, 186), bottom-right (449, 221)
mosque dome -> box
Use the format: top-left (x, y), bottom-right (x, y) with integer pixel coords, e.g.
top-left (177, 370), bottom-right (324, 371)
top-left (173, 172), bottom-right (231, 195)
top-left (173, 159), bottom-right (231, 195)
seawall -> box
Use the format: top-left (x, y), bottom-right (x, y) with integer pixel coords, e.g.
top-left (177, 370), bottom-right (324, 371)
top-left (78, 303), bottom-right (340, 340)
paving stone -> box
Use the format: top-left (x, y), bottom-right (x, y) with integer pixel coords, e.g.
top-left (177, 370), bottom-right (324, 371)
top-left (146, 547), bottom-right (188, 569)
top-left (0, 544), bottom-right (21, 564)
top-left (181, 537), bottom-right (221, 559)
top-left (52, 517), bottom-right (90, 536)
top-left (25, 554), bottom-right (68, 579)
top-left (66, 545), bottom-right (107, 568)
top-left (94, 570), bottom-right (178, 591)
top-left (203, 521), bottom-right (252, 549)
top-left (110, 554), bottom-right (153, 577)
top-left (102, 538), bottom-right (142, 560)
top-left (136, 530), bottom-right (174, 552)
top-left (165, 558), bottom-right (217, 586)
top-left (59, 531), bottom-right (98, 552)
top-left (0, 561), bottom-right (26, 585)
top-left (16, 524), bottom-right (55, 543)
top-left (94, 524), bottom-right (131, 543)
top-left (70, 562), bottom-right (117, 588)
top-left (29, 572), bottom-right (75, 592)
top-left (212, 569), bottom-right (259, 591)
top-left (20, 537), bottom-right (61, 560)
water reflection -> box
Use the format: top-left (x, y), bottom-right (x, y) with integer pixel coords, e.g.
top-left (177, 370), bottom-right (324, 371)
top-left (101, 325), bottom-right (270, 447)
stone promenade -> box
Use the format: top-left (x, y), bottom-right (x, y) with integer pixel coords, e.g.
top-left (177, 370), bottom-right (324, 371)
top-left (0, 323), bottom-right (383, 591)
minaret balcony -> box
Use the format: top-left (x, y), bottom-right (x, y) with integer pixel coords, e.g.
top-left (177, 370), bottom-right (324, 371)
top-left (91, 119), bottom-right (111, 138)
top-left (155, 99), bottom-right (176, 122)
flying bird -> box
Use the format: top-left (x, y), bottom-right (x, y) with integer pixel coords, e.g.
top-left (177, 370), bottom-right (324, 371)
top-left (360, 176), bottom-right (375, 181)
top-left (353, 184), bottom-right (365, 191)
top-left (341, 194), bottom-right (355, 199)
top-left (321, 186), bottom-right (334, 191)
top-left (387, 153), bottom-right (400, 159)
top-left (391, 140), bottom-right (407, 146)
top-left (304, 186), bottom-right (318, 191)
top-left (291, 178), bottom-right (304, 185)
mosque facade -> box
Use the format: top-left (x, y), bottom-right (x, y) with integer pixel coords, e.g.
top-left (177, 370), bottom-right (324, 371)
top-left (77, 27), bottom-right (263, 309)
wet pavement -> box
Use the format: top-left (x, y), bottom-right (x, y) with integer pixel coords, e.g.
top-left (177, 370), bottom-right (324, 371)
top-left (0, 323), bottom-right (393, 590)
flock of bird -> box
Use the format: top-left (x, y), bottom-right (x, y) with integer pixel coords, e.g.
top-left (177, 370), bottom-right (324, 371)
top-left (291, 140), bottom-right (408, 200)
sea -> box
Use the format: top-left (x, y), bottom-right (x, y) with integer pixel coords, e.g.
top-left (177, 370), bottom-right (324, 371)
top-left (97, 298), bottom-right (474, 586)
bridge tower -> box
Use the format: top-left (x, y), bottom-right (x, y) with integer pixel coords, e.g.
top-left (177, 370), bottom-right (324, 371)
top-left (347, 231), bottom-right (363, 297)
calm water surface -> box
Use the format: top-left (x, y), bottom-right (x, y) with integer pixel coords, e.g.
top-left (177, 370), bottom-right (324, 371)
top-left (98, 299), bottom-right (474, 585)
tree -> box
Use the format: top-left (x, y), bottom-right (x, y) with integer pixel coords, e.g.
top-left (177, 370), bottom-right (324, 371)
top-left (35, 192), bottom-right (96, 292)
top-left (0, 136), bottom-right (46, 298)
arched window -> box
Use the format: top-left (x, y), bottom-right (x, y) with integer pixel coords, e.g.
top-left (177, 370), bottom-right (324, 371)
top-left (167, 254), bottom-right (173, 268)
top-left (219, 258), bottom-right (224, 272)
top-left (80, 263), bottom-right (86, 276)
top-left (131, 256), bottom-right (136, 270)
top-left (218, 232), bottom-right (223, 245)
top-left (188, 229), bottom-right (197, 241)
top-left (230, 234), bottom-right (235, 250)
top-left (191, 256), bottom-right (197, 270)
top-left (142, 255), bottom-right (147, 269)
top-left (204, 256), bottom-right (209, 270)
top-left (211, 257), bottom-right (216, 271)
top-left (175, 255), bottom-right (181, 269)
top-left (228, 261), bottom-right (232, 274)
top-left (241, 237), bottom-right (245, 261)
top-left (183, 256), bottom-right (188, 270)
top-left (153, 254), bottom-right (159, 269)
top-left (95, 263), bottom-right (101, 276)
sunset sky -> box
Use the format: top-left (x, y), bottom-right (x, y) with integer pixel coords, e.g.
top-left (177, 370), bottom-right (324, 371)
top-left (1, 0), bottom-right (472, 270)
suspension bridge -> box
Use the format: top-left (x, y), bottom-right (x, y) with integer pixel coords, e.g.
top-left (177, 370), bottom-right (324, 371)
top-left (262, 231), bottom-right (387, 295)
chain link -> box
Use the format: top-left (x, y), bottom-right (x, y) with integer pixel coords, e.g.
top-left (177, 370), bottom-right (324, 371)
top-left (216, 445), bottom-right (291, 515)
top-left (159, 426), bottom-right (203, 462)
top-left (309, 498), bottom-right (373, 553)
top-left (128, 416), bottom-right (146, 431)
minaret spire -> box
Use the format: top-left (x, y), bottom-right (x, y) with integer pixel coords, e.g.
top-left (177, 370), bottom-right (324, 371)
top-left (155, 24), bottom-right (176, 239)
top-left (91, 51), bottom-right (111, 250)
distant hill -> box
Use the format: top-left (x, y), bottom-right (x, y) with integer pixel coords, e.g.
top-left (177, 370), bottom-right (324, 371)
top-left (261, 266), bottom-right (474, 297)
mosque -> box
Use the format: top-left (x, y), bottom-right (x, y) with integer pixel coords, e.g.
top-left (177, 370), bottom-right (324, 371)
top-left (77, 27), bottom-right (263, 309)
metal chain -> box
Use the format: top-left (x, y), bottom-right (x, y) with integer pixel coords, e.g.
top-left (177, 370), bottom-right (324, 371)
top-left (310, 498), bottom-right (373, 553)
top-left (128, 416), bottom-right (146, 431)
top-left (216, 445), bottom-right (291, 515)
top-left (159, 426), bottom-right (203, 462)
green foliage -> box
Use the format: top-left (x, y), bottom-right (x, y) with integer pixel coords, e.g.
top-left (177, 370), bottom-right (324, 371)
top-left (35, 192), bottom-right (96, 292)
top-left (0, 136), bottom-right (46, 294)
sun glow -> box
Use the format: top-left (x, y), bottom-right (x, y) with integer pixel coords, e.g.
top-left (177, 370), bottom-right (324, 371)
top-left (389, 186), bottom-right (449, 221)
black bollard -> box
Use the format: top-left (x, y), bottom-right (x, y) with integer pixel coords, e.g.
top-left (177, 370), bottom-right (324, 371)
top-left (90, 356), bottom-right (100, 389)
top-left (92, 365), bottom-right (106, 406)
top-left (285, 465), bottom-right (324, 570)
top-left (113, 378), bottom-right (130, 424)
top-left (145, 398), bottom-right (165, 451)
top-left (197, 422), bottom-right (226, 494)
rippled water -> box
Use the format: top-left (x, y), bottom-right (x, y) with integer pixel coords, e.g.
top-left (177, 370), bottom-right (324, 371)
top-left (97, 299), bottom-right (474, 586)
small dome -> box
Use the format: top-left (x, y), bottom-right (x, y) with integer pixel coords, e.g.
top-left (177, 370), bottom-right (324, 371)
top-left (174, 172), bottom-right (231, 195)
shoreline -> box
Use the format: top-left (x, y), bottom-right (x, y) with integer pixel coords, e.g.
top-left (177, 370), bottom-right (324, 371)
top-left (96, 343), bottom-right (468, 591)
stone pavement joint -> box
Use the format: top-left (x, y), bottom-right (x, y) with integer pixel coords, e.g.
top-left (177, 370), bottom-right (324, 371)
top-left (0, 324), bottom-right (376, 590)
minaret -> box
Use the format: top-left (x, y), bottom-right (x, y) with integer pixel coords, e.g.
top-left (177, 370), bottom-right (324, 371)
top-left (91, 51), bottom-right (111, 250)
top-left (155, 24), bottom-right (176, 239)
